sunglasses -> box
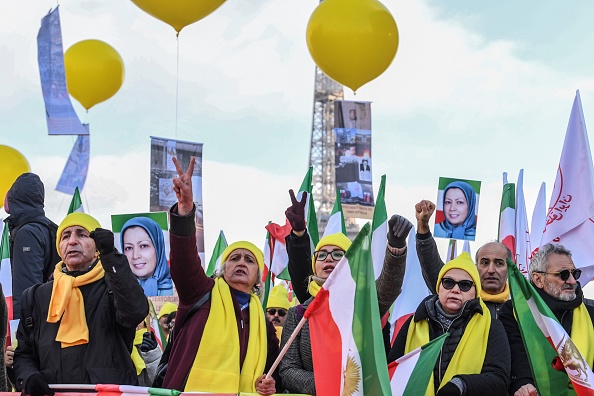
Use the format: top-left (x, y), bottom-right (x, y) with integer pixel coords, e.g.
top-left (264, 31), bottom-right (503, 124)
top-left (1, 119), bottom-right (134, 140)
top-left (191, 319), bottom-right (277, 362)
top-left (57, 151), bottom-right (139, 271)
top-left (314, 250), bottom-right (345, 261)
top-left (441, 277), bottom-right (475, 292)
top-left (266, 308), bottom-right (287, 317)
top-left (534, 268), bottom-right (581, 281)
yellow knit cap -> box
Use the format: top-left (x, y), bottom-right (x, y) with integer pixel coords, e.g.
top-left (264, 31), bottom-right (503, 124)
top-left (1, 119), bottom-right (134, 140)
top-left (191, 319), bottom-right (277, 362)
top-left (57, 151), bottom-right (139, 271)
top-left (158, 302), bottom-right (178, 319)
top-left (56, 212), bottom-right (102, 256)
top-left (312, 233), bottom-right (352, 272)
top-left (266, 284), bottom-right (290, 310)
top-left (436, 252), bottom-right (481, 296)
top-left (221, 241), bottom-right (265, 272)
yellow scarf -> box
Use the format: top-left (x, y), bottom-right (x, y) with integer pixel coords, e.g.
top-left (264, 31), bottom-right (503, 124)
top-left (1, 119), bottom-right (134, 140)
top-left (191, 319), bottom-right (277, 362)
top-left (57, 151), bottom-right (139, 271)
top-left (131, 329), bottom-right (147, 375)
top-left (571, 303), bottom-right (594, 366)
top-left (185, 278), bottom-right (267, 393)
top-left (480, 282), bottom-right (510, 304)
top-left (307, 278), bottom-right (321, 297)
top-left (47, 261), bottom-right (105, 348)
top-left (405, 299), bottom-right (491, 395)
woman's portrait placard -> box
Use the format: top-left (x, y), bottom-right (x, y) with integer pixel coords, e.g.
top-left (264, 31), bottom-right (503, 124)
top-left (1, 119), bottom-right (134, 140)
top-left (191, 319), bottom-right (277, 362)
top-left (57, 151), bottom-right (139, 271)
top-left (112, 211), bottom-right (174, 297)
top-left (434, 177), bottom-right (481, 241)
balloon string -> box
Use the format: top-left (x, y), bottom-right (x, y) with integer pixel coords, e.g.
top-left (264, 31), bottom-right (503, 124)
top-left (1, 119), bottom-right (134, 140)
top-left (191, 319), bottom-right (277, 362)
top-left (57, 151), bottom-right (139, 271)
top-left (175, 34), bottom-right (180, 139)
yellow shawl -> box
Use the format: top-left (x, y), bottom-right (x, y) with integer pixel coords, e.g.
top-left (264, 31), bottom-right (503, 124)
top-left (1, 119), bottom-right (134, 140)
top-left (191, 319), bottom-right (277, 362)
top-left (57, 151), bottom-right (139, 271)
top-left (47, 261), bottom-right (105, 348)
top-left (481, 282), bottom-right (510, 304)
top-left (405, 299), bottom-right (492, 395)
top-left (571, 303), bottom-right (594, 366)
top-left (185, 278), bottom-right (267, 393)
top-left (131, 329), bottom-right (147, 375)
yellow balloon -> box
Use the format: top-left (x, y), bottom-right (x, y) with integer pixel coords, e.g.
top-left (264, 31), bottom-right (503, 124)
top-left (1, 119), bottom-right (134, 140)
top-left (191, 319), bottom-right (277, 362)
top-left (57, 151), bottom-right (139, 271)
top-left (306, 0), bottom-right (399, 92)
top-left (131, 0), bottom-right (227, 34)
top-left (64, 40), bottom-right (125, 110)
top-left (0, 145), bottom-right (30, 209)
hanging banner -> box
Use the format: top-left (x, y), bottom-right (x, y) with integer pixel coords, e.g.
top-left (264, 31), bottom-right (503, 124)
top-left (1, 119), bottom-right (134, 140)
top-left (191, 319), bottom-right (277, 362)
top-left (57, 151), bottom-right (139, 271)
top-left (37, 7), bottom-right (89, 136)
top-left (56, 135), bottom-right (90, 194)
top-left (334, 100), bottom-right (374, 219)
top-left (150, 137), bottom-right (205, 264)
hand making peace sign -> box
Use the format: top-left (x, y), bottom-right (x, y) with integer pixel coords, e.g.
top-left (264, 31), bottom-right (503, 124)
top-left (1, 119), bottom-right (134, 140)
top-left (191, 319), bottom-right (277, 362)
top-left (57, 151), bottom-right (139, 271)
top-left (172, 156), bottom-right (195, 216)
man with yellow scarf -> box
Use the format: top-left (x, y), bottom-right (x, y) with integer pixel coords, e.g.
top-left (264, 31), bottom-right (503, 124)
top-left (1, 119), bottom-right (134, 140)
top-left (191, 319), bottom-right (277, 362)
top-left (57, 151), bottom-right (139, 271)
top-left (500, 243), bottom-right (594, 396)
top-left (13, 212), bottom-right (149, 396)
top-left (161, 157), bottom-right (280, 395)
top-left (388, 253), bottom-right (511, 395)
top-left (415, 200), bottom-right (512, 319)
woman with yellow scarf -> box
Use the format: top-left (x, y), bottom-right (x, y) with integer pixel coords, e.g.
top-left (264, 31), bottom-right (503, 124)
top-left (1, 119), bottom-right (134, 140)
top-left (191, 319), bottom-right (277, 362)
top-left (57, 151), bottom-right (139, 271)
top-left (161, 157), bottom-right (280, 395)
top-left (387, 253), bottom-right (511, 395)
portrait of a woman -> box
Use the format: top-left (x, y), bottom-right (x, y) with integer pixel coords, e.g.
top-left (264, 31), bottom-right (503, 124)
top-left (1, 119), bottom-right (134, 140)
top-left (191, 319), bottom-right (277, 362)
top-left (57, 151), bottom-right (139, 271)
top-left (434, 180), bottom-right (478, 241)
top-left (121, 216), bottom-right (173, 296)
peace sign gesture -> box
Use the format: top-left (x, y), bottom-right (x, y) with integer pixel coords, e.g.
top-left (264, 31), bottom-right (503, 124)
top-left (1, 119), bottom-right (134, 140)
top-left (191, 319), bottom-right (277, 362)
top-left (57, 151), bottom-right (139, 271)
top-left (285, 189), bottom-right (307, 234)
top-left (172, 156), bottom-right (195, 216)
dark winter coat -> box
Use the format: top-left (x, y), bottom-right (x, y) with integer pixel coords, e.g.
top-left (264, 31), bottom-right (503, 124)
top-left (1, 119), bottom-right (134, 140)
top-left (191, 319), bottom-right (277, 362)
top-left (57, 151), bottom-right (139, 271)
top-left (13, 251), bottom-right (148, 389)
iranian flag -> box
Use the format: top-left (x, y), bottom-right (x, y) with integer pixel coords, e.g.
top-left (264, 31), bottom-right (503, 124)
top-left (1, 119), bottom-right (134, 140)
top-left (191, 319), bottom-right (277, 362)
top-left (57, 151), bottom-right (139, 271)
top-left (305, 223), bottom-right (391, 395)
top-left (95, 383), bottom-right (183, 396)
top-left (389, 333), bottom-right (448, 395)
top-left (67, 186), bottom-right (84, 214)
top-left (261, 226), bottom-right (274, 308)
top-left (147, 299), bottom-right (166, 350)
top-left (322, 188), bottom-right (347, 237)
top-left (498, 172), bottom-right (516, 259)
top-left (299, 167), bottom-right (320, 250)
top-left (265, 220), bottom-right (292, 280)
top-left (446, 239), bottom-right (457, 262)
top-left (206, 230), bottom-right (227, 277)
top-left (0, 223), bottom-right (13, 321)
top-left (508, 259), bottom-right (594, 395)
top-left (371, 175), bottom-right (387, 280)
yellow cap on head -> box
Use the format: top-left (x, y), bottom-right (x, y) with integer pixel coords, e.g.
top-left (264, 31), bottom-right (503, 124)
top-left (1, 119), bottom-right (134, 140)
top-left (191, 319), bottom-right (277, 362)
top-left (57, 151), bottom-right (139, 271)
top-left (266, 284), bottom-right (290, 310)
top-left (312, 233), bottom-right (352, 273)
top-left (56, 212), bottom-right (101, 256)
top-left (158, 302), bottom-right (178, 319)
top-left (221, 241), bottom-right (265, 272)
top-left (436, 252), bottom-right (481, 297)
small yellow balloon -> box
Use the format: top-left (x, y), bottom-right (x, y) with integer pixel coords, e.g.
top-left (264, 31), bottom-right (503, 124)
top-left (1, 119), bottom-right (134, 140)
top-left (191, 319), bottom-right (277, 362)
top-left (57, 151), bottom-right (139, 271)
top-left (0, 145), bottom-right (31, 209)
top-left (306, 0), bottom-right (399, 92)
top-left (64, 40), bottom-right (125, 110)
top-left (131, 0), bottom-right (227, 34)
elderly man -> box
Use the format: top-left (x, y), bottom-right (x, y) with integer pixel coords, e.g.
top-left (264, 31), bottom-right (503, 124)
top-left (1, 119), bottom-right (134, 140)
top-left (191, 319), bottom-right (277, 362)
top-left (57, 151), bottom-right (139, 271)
top-left (266, 284), bottom-right (291, 342)
top-left (13, 213), bottom-right (148, 396)
top-left (500, 243), bottom-right (594, 396)
top-left (161, 157), bottom-right (280, 395)
top-left (415, 200), bottom-right (512, 318)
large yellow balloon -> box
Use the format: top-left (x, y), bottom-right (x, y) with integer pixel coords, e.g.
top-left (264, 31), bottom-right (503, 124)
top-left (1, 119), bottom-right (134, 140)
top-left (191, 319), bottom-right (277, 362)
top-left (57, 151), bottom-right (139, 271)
top-left (131, 0), bottom-right (227, 34)
top-left (306, 0), bottom-right (399, 92)
top-left (64, 40), bottom-right (125, 110)
top-left (0, 145), bottom-right (30, 209)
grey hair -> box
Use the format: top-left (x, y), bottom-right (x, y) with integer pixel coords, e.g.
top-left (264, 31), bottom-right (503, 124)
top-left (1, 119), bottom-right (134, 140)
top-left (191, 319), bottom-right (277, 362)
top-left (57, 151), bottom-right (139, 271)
top-left (529, 243), bottom-right (573, 277)
top-left (475, 240), bottom-right (513, 263)
top-left (214, 262), bottom-right (263, 297)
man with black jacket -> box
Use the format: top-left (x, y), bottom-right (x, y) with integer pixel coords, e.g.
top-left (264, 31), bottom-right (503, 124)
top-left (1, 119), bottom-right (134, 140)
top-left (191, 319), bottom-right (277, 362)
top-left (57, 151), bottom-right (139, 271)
top-left (4, 173), bottom-right (59, 319)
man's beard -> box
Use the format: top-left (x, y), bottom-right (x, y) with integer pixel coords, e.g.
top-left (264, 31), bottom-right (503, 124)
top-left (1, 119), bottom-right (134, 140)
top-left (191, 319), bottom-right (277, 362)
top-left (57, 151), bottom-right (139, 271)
top-left (545, 280), bottom-right (576, 301)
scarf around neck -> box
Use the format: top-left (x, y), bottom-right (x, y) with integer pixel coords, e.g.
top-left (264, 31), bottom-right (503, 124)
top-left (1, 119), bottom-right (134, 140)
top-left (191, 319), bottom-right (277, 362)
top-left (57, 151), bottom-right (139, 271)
top-left (481, 282), bottom-right (510, 303)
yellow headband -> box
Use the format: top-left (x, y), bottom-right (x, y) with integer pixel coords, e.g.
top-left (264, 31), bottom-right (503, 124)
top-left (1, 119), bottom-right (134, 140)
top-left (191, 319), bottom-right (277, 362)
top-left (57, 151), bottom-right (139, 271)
top-left (436, 252), bottom-right (482, 296)
top-left (56, 212), bottom-right (101, 256)
top-left (221, 241), bottom-right (265, 272)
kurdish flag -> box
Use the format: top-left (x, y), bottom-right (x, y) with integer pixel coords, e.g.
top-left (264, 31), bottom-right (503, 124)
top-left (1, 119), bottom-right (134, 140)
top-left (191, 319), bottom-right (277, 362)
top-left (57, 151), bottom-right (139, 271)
top-left (371, 175), bottom-right (387, 280)
top-left (498, 173), bottom-right (516, 259)
top-left (389, 333), bottom-right (448, 395)
top-left (508, 259), bottom-right (594, 395)
top-left (305, 223), bottom-right (391, 395)
top-left (206, 230), bottom-right (227, 277)
top-left (323, 188), bottom-right (347, 237)
top-left (0, 224), bottom-right (13, 320)
top-left (67, 186), bottom-right (84, 214)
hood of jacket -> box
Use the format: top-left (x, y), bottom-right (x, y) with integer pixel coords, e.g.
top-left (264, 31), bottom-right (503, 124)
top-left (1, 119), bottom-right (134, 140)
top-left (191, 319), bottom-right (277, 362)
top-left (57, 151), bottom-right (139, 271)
top-left (7, 173), bottom-right (47, 228)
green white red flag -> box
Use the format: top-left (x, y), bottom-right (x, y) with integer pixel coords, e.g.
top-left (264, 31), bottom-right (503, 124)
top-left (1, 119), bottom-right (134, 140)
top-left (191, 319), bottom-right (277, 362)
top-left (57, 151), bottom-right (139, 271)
top-left (371, 175), bottom-right (387, 280)
top-left (498, 172), bottom-right (516, 259)
top-left (147, 299), bottom-right (166, 350)
top-left (95, 383), bottom-right (182, 396)
top-left (323, 188), bottom-right (347, 237)
top-left (67, 186), bottom-right (84, 214)
top-left (508, 259), bottom-right (594, 395)
top-left (446, 239), bottom-right (457, 262)
top-left (206, 230), bottom-right (227, 277)
top-left (299, 167), bottom-right (319, 251)
top-left (389, 333), bottom-right (448, 395)
top-left (265, 220), bottom-right (291, 280)
top-left (305, 223), bottom-right (391, 395)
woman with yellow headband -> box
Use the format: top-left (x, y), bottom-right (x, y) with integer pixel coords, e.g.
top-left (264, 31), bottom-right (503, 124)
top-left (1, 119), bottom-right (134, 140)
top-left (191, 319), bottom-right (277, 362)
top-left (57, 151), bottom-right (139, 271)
top-left (279, 190), bottom-right (412, 395)
top-left (387, 253), bottom-right (510, 396)
top-left (161, 157), bottom-right (280, 395)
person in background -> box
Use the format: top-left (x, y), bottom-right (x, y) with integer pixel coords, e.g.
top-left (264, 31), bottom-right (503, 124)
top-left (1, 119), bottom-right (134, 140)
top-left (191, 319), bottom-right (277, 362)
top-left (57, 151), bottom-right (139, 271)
top-left (132, 315), bottom-right (162, 387)
top-left (266, 284), bottom-right (291, 343)
top-left (158, 302), bottom-right (178, 340)
top-left (13, 213), bottom-right (148, 396)
top-left (121, 217), bottom-right (173, 296)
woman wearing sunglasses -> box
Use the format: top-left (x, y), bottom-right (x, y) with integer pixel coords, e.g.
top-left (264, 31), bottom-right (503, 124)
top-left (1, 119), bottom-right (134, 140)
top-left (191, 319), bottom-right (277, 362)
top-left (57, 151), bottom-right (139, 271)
top-left (280, 189), bottom-right (412, 395)
top-left (388, 252), bottom-right (510, 396)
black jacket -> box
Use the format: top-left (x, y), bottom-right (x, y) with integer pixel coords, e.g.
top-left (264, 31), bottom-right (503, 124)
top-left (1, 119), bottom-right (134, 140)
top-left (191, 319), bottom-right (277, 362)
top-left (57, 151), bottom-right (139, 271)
top-left (5, 173), bottom-right (58, 319)
top-left (13, 251), bottom-right (148, 388)
top-left (388, 295), bottom-right (511, 395)
top-left (499, 284), bottom-right (594, 394)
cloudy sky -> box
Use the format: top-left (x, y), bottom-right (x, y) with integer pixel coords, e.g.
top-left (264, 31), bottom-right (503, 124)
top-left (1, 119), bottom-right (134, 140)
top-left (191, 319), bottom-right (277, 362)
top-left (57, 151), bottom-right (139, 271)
top-left (2, 1), bottom-right (594, 288)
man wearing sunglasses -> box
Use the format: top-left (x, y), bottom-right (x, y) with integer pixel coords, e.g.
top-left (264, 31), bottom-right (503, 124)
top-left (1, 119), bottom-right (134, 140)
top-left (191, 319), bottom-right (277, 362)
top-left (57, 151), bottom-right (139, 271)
top-left (266, 285), bottom-right (291, 343)
top-left (500, 243), bottom-right (594, 396)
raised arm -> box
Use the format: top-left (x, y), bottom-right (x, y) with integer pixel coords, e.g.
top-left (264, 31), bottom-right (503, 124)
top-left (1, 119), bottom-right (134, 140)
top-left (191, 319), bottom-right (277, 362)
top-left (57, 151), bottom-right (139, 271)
top-left (415, 200), bottom-right (444, 294)
top-left (285, 190), bottom-right (313, 303)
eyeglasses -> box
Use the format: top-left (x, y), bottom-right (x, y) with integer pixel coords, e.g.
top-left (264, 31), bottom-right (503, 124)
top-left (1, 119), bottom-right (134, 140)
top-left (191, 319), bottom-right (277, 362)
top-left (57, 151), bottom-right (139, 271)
top-left (534, 268), bottom-right (582, 281)
top-left (314, 250), bottom-right (345, 261)
top-left (441, 277), bottom-right (475, 292)
top-left (266, 308), bottom-right (287, 317)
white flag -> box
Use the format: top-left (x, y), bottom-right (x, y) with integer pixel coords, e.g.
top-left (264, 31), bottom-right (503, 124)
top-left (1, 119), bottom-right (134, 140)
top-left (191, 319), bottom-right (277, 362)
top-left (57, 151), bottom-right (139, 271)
top-left (515, 169), bottom-right (530, 275)
top-left (529, 182), bottom-right (546, 259)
